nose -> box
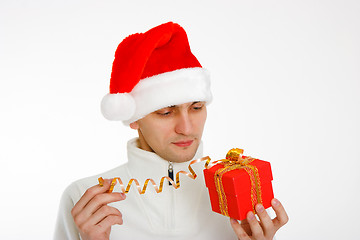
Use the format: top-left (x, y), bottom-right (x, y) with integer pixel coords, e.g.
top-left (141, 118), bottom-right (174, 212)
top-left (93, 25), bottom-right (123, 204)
top-left (175, 111), bottom-right (193, 135)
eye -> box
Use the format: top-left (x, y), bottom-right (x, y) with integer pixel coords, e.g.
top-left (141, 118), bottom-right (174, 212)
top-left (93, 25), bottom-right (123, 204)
top-left (158, 111), bottom-right (171, 116)
top-left (156, 108), bottom-right (173, 116)
top-left (192, 102), bottom-right (205, 110)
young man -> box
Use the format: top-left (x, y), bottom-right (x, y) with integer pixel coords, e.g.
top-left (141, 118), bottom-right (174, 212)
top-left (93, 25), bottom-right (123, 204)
top-left (54, 22), bottom-right (288, 240)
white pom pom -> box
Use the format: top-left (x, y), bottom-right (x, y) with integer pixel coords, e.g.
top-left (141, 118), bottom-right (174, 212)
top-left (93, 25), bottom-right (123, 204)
top-left (101, 93), bottom-right (136, 121)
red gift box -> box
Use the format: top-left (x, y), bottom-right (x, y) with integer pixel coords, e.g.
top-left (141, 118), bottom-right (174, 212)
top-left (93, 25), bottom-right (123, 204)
top-left (203, 149), bottom-right (274, 221)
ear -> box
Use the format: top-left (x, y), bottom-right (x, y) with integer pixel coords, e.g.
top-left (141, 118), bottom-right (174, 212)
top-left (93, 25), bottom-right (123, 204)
top-left (129, 121), bottom-right (139, 130)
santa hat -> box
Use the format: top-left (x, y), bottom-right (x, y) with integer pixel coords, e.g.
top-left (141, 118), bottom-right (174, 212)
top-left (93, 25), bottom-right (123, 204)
top-left (101, 22), bottom-right (212, 125)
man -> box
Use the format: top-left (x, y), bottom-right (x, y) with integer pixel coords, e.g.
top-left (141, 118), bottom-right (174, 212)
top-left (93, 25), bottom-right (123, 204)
top-left (54, 22), bottom-right (288, 240)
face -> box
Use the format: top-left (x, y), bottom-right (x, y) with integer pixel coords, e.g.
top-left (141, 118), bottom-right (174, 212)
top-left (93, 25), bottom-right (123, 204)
top-left (130, 101), bottom-right (207, 163)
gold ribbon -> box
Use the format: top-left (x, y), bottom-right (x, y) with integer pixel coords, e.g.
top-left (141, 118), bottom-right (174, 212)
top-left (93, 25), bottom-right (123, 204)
top-left (98, 156), bottom-right (212, 194)
top-left (214, 148), bottom-right (262, 216)
top-left (98, 147), bottom-right (262, 216)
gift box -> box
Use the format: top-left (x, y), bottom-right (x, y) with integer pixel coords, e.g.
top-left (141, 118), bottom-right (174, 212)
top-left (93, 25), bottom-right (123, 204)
top-left (203, 149), bottom-right (274, 221)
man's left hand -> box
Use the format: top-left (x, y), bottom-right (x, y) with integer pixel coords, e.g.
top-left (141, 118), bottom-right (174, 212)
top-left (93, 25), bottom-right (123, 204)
top-left (230, 198), bottom-right (288, 240)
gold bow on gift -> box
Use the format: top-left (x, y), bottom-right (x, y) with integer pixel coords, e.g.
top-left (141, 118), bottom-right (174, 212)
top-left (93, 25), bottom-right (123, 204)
top-left (214, 148), bottom-right (263, 217)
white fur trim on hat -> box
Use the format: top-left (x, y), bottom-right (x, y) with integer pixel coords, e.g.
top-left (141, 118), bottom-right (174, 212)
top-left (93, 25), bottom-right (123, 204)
top-left (101, 92), bottom-right (136, 121)
top-left (101, 67), bottom-right (212, 125)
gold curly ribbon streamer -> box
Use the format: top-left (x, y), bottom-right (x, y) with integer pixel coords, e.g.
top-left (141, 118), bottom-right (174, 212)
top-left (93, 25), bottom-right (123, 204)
top-left (214, 148), bottom-right (262, 216)
top-left (98, 156), bottom-right (213, 194)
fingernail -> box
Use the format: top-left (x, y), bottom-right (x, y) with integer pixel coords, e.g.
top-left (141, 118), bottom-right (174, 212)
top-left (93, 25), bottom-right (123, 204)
top-left (272, 198), bottom-right (279, 206)
top-left (230, 218), bottom-right (238, 224)
top-left (256, 204), bottom-right (264, 213)
top-left (247, 211), bottom-right (255, 220)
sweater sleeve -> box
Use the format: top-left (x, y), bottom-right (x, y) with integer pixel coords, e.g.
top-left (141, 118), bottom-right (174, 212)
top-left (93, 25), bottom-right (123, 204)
top-left (53, 183), bottom-right (81, 240)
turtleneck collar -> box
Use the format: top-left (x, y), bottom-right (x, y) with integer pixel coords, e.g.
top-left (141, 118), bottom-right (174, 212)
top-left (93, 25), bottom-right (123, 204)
top-left (126, 137), bottom-right (204, 181)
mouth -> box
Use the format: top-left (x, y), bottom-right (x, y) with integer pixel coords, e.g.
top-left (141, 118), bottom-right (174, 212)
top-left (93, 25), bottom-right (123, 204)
top-left (172, 140), bottom-right (194, 148)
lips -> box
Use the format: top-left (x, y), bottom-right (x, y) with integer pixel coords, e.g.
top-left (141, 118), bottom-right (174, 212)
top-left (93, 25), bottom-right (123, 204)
top-left (172, 140), bottom-right (194, 147)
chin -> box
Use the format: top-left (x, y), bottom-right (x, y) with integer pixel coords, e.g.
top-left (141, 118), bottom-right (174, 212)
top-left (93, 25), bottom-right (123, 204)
top-left (173, 148), bottom-right (198, 163)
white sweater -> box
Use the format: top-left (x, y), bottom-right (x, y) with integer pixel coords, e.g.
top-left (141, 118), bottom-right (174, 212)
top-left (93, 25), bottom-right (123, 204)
top-left (54, 138), bottom-right (237, 240)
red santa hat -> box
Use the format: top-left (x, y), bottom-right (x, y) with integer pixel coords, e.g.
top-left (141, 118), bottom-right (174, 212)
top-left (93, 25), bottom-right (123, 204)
top-left (101, 22), bottom-right (212, 125)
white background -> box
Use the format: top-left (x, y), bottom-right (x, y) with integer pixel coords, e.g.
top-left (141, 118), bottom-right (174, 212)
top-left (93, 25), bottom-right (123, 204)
top-left (1, 0), bottom-right (359, 239)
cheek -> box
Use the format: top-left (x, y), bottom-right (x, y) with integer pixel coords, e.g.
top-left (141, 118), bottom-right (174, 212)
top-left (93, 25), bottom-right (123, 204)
top-left (142, 119), bottom-right (171, 143)
top-left (196, 110), bottom-right (207, 131)
top-left (154, 122), bottom-right (174, 140)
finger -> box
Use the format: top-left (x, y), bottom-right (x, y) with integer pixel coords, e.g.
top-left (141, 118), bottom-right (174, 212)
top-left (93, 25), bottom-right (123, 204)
top-left (72, 179), bottom-right (112, 217)
top-left (87, 205), bottom-right (122, 226)
top-left (271, 198), bottom-right (289, 228)
top-left (97, 214), bottom-right (124, 229)
top-left (230, 218), bottom-right (251, 240)
top-left (77, 192), bottom-right (125, 224)
top-left (255, 203), bottom-right (274, 235)
top-left (247, 211), bottom-right (265, 239)
top-left (239, 219), bottom-right (252, 236)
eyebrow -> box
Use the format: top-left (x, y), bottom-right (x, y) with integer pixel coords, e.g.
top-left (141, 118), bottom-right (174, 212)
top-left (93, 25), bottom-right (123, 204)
top-left (167, 101), bottom-right (201, 108)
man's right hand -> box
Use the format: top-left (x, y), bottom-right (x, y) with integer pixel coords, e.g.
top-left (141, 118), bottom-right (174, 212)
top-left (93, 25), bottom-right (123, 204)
top-left (71, 179), bottom-right (126, 240)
